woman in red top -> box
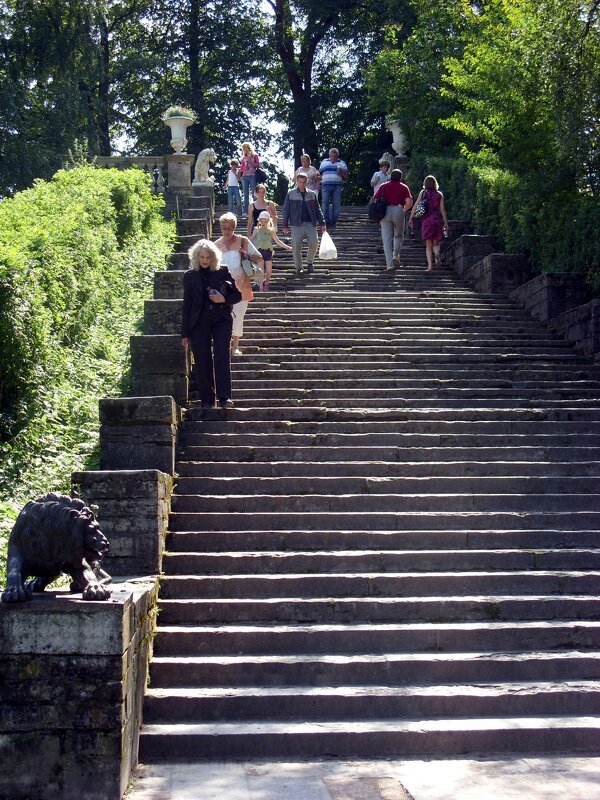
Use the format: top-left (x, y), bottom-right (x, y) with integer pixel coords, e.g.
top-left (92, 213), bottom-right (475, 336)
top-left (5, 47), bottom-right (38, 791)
top-left (374, 169), bottom-right (413, 271)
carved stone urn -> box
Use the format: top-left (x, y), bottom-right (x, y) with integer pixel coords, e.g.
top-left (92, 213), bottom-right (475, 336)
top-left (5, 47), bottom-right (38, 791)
top-left (386, 118), bottom-right (408, 158)
top-left (163, 115), bottom-right (193, 153)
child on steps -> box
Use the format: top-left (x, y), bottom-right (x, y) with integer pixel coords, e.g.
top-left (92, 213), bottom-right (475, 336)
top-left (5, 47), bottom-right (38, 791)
top-left (250, 210), bottom-right (291, 291)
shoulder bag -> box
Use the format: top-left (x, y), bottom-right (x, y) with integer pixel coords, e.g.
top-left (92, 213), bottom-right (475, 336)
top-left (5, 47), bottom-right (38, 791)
top-left (413, 190), bottom-right (428, 218)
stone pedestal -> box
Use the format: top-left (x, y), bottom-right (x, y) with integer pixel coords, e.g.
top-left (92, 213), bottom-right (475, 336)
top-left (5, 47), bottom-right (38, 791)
top-left (443, 235), bottom-right (498, 279)
top-left (548, 299), bottom-right (600, 358)
top-left (99, 396), bottom-right (179, 475)
top-left (468, 253), bottom-right (528, 295)
top-left (71, 469), bottom-right (172, 576)
top-left (166, 153), bottom-right (194, 193)
top-left (510, 273), bottom-right (589, 322)
top-left (0, 578), bottom-right (159, 800)
top-left (130, 334), bottom-right (189, 406)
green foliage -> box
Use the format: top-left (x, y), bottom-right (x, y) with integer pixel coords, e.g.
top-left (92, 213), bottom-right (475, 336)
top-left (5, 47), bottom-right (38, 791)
top-left (0, 165), bottom-right (175, 585)
top-left (408, 154), bottom-right (600, 290)
top-left (366, 1), bottom-right (465, 154)
top-left (441, 0), bottom-right (600, 192)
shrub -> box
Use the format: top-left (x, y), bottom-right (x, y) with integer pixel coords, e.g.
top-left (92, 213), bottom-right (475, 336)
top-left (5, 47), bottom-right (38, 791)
top-left (0, 166), bottom-right (175, 585)
top-left (407, 154), bottom-right (600, 288)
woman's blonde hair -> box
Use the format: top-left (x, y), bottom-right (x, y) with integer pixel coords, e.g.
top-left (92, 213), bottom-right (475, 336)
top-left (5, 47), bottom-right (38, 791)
top-left (241, 142), bottom-right (255, 155)
top-left (423, 175), bottom-right (439, 190)
top-left (219, 212), bottom-right (238, 228)
top-left (300, 153), bottom-right (311, 165)
top-left (188, 238), bottom-right (222, 271)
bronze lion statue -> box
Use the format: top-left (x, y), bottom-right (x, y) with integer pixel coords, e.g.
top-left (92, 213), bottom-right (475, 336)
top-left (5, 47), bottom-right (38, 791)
top-left (1, 493), bottom-right (112, 602)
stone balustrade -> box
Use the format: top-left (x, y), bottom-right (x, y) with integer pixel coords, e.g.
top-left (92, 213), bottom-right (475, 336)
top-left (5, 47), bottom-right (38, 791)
top-left (547, 299), bottom-right (600, 358)
top-left (442, 234), bottom-right (499, 279)
top-left (509, 272), bottom-right (589, 322)
top-left (467, 253), bottom-right (528, 295)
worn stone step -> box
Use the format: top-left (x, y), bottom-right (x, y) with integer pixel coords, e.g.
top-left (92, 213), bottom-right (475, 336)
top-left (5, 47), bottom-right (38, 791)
top-left (178, 432), bottom-right (600, 450)
top-left (144, 682), bottom-right (600, 723)
top-left (176, 445), bottom-right (600, 464)
top-left (153, 620), bottom-right (600, 657)
top-left (168, 510), bottom-right (600, 532)
top-left (139, 715), bottom-right (600, 760)
top-left (175, 459), bottom-right (600, 479)
top-left (161, 548), bottom-right (600, 574)
top-left (172, 475), bottom-right (600, 497)
top-left (179, 420), bottom-right (600, 436)
top-left (156, 595), bottom-right (600, 625)
top-left (166, 528), bottom-right (599, 552)
top-left (158, 572), bottom-right (600, 600)
top-left (149, 650), bottom-right (600, 688)
top-left (171, 492), bottom-right (600, 515)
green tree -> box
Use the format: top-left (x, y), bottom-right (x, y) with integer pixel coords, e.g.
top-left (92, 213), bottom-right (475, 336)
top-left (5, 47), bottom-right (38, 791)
top-left (442, 0), bottom-right (600, 191)
top-left (366, 1), bottom-right (466, 156)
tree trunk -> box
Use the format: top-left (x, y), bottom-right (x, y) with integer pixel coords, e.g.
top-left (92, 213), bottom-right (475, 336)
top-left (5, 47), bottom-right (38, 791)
top-left (188, 0), bottom-right (205, 152)
top-left (97, 15), bottom-right (111, 156)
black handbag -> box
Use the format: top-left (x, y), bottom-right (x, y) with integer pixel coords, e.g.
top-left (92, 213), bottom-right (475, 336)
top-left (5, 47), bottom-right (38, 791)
top-left (413, 191), bottom-right (428, 218)
top-left (368, 197), bottom-right (388, 223)
top-left (255, 167), bottom-right (267, 184)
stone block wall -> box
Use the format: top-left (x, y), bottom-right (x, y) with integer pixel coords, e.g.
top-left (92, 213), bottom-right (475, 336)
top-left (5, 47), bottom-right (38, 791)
top-left (71, 470), bottom-right (172, 576)
top-left (548, 299), bottom-right (600, 358)
top-left (130, 334), bottom-right (189, 406)
top-left (509, 272), bottom-right (589, 322)
top-left (100, 396), bottom-right (179, 475)
top-left (468, 253), bottom-right (528, 295)
top-left (0, 578), bottom-right (159, 800)
top-left (443, 235), bottom-right (499, 279)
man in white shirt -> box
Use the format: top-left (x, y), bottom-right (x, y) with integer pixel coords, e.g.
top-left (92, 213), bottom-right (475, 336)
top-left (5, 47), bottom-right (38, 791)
top-left (318, 148), bottom-right (349, 229)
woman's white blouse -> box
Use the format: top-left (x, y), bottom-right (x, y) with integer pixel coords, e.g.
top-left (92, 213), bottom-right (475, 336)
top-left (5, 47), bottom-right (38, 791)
top-left (220, 240), bottom-right (260, 280)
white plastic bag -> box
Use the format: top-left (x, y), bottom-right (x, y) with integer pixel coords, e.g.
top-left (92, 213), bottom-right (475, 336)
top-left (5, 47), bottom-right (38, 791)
top-left (318, 230), bottom-right (337, 260)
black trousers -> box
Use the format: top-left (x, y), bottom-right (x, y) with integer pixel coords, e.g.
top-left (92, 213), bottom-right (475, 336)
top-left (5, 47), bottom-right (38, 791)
top-left (190, 309), bottom-right (233, 404)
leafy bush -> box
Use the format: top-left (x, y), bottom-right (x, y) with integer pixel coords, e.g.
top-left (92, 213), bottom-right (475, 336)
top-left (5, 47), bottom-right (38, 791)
top-left (0, 166), bottom-right (175, 584)
top-left (408, 154), bottom-right (600, 290)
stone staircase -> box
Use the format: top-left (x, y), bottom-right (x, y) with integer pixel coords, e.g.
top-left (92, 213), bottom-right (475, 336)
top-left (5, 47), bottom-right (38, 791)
top-left (139, 205), bottom-right (600, 760)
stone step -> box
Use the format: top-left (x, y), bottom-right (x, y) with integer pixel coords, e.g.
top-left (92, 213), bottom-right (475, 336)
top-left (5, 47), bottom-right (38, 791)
top-left (139, 715), bottom-right (600, 760)
top-left (175, 459), bottom-right (600, 478)
top-left (161, 548), bottom-right (600, 574)
top-left (159, 572), bottom-right (600, 600)
top-left (178, 431), bottom-right (600, 447)
top-left (182, 405), bottom-right (600, 422)
top-left (176, 445), bottom-right (600, 463)
top-left (179, 420), bottom-right (600, 436)
top-left (187, 396), bottom-right (600, 409)
top-left (149, 650), bottom-right (600, 688)
top-left (166, 528), bottom-right (599, 552)
top-left (156, 595), bottom-right (600, 625)
top-left (172, 475), bottom-right (600, 497)
top-left (153, 620), bottom-right (600, 657)
top-left (168, 510), bottom-right (600, 532)
top-left (144, 682), bottom-right (600, 723)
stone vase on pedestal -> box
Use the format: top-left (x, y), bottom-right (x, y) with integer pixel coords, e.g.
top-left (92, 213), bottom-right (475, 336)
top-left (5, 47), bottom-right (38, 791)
top-left (163, 116), bottom-right (193, 153)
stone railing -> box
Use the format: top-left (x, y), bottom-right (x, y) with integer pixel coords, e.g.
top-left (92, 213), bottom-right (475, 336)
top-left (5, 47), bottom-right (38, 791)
top-left (95, 154), bottom-right (197, 214)
top-left (444, 233), bottom-right (599, 359)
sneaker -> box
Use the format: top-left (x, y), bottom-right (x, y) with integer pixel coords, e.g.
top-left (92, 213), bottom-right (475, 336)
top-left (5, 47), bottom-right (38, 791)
top-left (392, 255), bottom-right (401, 267)
top-left (219, 398), bottom-right (234, 409)
top-left (232, 348), bottom-right (242, 356)
top-left (263, 282), bottom-right (270, 291)
top-left (295, 267), bottom-right (304, 275)
top-left (385, 264), bottom-right (397, 272)
top-left (307, 263), bottom-right (314, 274)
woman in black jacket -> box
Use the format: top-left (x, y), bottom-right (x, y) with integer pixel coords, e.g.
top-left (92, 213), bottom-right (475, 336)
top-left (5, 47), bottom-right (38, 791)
top-left (181, 238), bottom-right (242, 408)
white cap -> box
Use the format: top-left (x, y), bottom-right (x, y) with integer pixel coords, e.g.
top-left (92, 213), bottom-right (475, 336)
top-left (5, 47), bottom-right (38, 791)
top-left (258, 211), bottom-right (271, 220)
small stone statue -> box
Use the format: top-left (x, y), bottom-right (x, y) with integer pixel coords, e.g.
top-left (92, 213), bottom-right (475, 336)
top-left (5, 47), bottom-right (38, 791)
top-left (193, 147), bottom-right (217, 185)
top-left (1, 493), bottom-right (112, 603)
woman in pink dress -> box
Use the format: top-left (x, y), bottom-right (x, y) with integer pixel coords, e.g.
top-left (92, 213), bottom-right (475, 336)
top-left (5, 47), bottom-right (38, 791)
top-left (409, 175), bottom-right (449, 272)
